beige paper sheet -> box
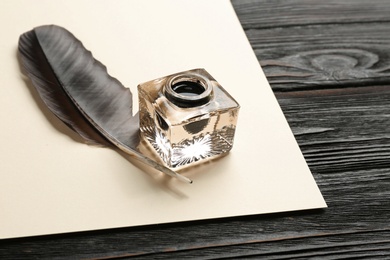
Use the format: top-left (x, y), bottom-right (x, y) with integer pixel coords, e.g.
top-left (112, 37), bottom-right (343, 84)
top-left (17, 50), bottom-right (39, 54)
top-left (0, 0), bottom-right (326, 239)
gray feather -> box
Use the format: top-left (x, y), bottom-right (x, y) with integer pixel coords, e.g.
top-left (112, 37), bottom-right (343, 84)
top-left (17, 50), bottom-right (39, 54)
top-left (18, 25), bottom-right (191, 183)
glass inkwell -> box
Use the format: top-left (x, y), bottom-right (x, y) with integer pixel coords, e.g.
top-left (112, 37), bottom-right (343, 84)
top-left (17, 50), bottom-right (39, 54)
top-left (138, 68), bottom-right (240, 169)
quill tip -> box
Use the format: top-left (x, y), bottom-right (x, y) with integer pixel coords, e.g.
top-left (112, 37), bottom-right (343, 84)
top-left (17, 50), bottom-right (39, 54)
top-left (172, 171), bottom-right (193, 184)
top-left (149, 159), bottom-right (193, 184)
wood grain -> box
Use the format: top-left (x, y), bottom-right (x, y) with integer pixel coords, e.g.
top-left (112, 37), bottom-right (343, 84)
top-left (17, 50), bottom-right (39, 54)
top-left (233, 0), bottom-right (390, 29)
top-left (277, 86), bottom-right (390, 173)
top-left (236, 0), bottom-right (390, 90)
top-left (1, 0), bottom-right (390, 259)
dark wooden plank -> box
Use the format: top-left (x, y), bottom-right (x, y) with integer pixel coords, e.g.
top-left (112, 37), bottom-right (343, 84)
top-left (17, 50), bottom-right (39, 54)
top-left (1, 0), bottom-right (390, 259)
top-left (232, 0), bottom-right (390, 29)
top-left (277, 86), bottom-right (390, 173)
top-left (250, 23), bottom-right (390, 90)
top-left (232, 1), bottom-right (390, 90)
top-left (114, 230), bottom-right (390, 259)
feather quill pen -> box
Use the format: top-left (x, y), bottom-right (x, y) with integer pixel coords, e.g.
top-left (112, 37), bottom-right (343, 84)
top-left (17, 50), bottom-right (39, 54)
top-left (18, 25), bottom-right (192, 184)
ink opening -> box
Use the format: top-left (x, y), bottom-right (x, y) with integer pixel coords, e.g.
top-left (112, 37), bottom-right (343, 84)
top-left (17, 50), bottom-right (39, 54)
top-left (165, 73), bottom-right (213, 107)
top-left (172, 81), bottom-right (205, 97)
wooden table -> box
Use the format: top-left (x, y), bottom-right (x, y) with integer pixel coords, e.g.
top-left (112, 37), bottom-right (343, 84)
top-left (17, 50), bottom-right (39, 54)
top-left (1, 0), bottom-right (390, 258)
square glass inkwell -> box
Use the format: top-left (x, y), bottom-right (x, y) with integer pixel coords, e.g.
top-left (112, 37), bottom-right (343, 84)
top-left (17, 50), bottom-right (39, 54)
top-left (138, 68), bottom-right (240, 169)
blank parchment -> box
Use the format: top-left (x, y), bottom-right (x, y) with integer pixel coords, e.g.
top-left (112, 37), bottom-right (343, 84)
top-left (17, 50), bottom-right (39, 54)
top-left (0, 0), bottom-right (326, 239)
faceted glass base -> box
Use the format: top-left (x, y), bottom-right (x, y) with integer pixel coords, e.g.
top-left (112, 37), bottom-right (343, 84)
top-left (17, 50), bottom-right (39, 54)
top-left (140, 111), bottom-right (237, 168)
